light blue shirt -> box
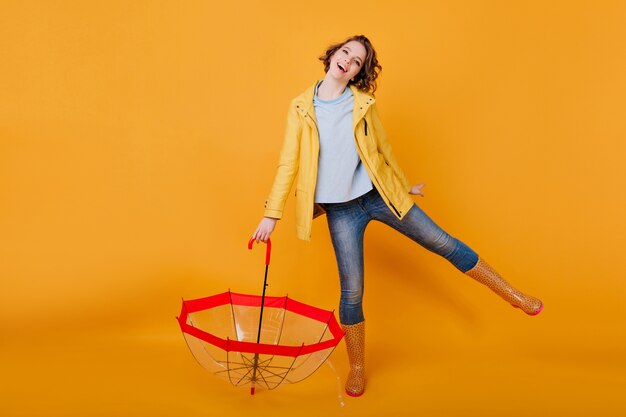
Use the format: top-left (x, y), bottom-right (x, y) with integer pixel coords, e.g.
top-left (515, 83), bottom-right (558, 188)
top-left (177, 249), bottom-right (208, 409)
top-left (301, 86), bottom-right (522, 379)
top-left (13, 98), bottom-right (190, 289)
top-left (313, 82), bottom-right (373, 203)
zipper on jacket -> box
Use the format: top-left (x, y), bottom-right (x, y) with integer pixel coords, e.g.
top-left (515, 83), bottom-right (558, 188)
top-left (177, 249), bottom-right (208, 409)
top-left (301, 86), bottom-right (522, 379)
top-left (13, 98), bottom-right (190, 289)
top-left (364, 119), bottom-right (368, 136)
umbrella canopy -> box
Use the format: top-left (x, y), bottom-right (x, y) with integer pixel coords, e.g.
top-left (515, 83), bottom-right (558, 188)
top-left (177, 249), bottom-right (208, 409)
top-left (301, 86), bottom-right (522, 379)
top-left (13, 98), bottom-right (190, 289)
top-left (178, 291), bottom-right (343, 393)
top-left (177, 239), bottom-right (343, 394)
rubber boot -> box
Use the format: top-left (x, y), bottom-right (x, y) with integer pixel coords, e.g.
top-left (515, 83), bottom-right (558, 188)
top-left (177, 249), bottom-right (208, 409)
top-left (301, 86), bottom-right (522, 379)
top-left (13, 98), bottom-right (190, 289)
top-left (341, 321), bottom-right (365, 397)
top-left (466, 258), bottom-right (544, 316)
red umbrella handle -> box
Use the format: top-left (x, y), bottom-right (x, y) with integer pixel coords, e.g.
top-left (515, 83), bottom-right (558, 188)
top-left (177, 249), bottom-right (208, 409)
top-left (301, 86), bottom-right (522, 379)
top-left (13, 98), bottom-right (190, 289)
top-left (248, 237), bottom-right (271, 266)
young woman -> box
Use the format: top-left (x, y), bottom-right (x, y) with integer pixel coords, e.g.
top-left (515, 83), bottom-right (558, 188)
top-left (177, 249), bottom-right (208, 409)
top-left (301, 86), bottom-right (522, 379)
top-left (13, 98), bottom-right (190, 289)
top-left (251, 35), bottom-right (543, 397)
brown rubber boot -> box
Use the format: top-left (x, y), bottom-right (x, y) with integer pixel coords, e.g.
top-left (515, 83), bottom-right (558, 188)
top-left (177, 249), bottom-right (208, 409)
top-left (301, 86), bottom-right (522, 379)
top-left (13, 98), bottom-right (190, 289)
top-left (466, 258), bottom-right (544, 316)
top-left (341, 321), bottom-right (365, 397)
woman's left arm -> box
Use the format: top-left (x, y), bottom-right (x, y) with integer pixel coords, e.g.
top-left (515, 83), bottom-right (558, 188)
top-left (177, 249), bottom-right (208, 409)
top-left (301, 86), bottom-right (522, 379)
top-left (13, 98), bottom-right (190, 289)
top-left (369, 103), bottom-right (412, 192)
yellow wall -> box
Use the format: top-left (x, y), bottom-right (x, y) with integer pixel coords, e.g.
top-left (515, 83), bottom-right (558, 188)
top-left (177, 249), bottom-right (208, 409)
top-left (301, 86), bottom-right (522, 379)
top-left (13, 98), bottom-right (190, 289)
top-left (2, 1), bottom-right (625, 416)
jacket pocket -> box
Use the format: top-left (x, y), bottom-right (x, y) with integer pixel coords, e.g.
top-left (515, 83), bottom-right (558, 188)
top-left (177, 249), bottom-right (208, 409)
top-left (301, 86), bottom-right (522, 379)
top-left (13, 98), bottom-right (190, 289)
top-left (295, 187), bottom-right (308, 221)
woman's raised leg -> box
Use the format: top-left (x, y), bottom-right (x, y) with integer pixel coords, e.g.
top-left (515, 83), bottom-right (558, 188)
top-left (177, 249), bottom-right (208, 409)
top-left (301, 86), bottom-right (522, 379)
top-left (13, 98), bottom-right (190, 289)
top-left (367, 192), bottom-right (543, 315)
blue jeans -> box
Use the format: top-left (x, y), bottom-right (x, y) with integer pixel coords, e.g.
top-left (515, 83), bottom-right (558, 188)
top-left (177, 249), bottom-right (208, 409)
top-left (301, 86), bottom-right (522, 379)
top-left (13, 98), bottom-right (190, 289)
top-left (321, 188), bottom-right (479, 325)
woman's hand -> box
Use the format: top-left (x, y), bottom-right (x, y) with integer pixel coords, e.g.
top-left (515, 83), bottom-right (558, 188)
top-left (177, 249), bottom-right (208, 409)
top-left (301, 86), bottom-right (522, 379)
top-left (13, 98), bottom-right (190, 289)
top-left (409, 183), bottom-right (426, 197)
top-left (252, 217), bottom-right (277, 243)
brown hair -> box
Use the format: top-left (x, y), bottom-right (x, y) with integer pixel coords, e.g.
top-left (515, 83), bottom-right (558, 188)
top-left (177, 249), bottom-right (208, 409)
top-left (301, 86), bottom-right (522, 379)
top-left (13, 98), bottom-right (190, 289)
top-left (318, 35), bottom-right (382, 94)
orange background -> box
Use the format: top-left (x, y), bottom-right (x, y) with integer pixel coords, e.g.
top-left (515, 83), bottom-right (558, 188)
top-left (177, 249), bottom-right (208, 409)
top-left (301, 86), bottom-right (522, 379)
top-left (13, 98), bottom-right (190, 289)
top-left (2, 1), bottom-right (625, 416)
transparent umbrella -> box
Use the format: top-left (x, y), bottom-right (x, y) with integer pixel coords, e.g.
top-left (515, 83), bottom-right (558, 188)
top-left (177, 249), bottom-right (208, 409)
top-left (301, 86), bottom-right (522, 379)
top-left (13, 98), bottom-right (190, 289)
top-left (177, 239), bottom-right (344, 394)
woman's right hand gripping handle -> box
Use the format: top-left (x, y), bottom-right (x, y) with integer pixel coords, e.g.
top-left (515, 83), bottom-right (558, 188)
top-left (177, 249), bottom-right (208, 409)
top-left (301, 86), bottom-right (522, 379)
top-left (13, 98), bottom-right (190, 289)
top-left (252, 217), bottom-right (277, 243)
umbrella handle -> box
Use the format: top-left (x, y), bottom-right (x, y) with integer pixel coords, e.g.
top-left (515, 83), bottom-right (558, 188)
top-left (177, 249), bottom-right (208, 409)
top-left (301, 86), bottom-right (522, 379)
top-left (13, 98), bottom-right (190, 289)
top-left (248, 237), bottom-right (271, 266)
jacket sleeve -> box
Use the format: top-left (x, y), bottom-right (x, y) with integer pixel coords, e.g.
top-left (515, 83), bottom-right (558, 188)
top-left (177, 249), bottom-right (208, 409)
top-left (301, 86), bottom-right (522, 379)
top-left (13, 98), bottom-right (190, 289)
top-left (263, 100), bottom-right (302, 219)
top-left (370, 103), bottom-right (411, 191)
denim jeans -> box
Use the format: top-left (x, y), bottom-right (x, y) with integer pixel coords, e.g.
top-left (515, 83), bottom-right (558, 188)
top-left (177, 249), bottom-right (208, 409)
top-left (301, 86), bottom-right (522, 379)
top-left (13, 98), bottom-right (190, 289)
top-left (321, 188), bottom-right (479, 325)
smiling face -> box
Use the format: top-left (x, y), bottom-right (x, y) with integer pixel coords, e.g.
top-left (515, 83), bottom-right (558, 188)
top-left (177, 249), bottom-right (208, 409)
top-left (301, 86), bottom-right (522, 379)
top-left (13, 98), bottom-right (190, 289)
top-left (328, 40), bottom-right (367, 82)
top-left (319, 35), bottom-right (382, 93)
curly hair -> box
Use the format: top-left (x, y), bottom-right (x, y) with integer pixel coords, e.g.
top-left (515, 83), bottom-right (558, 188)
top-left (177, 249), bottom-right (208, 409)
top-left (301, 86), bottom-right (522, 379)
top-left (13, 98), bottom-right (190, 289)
top-left (318, 35), bottom-right (382, 94)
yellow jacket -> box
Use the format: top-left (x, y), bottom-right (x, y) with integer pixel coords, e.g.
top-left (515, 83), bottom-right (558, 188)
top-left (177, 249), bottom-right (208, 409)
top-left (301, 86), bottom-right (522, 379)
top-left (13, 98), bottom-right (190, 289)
top-left (264, 82), bottom-right (414, 241)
